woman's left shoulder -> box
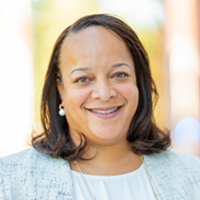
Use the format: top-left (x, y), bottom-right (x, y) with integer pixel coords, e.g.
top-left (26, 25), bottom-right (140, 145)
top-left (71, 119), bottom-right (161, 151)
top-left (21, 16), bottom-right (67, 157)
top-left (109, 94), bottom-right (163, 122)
top-left (143, 149), bottom-right (200, 199)
top-left (143, 148), bottom-right (200, 183)
top-left (144, 148), bottom-right (200, 169)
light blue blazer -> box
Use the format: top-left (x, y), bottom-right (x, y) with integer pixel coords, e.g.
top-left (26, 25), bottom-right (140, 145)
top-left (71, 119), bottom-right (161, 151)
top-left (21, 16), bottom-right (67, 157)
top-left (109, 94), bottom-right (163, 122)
top-left (0, 147), bottom-right (200, 200)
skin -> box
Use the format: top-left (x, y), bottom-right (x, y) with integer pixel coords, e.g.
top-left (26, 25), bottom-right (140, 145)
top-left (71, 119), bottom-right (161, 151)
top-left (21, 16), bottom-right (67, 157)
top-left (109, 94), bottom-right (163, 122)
top-left (57, 26), bottom-right (142, 175)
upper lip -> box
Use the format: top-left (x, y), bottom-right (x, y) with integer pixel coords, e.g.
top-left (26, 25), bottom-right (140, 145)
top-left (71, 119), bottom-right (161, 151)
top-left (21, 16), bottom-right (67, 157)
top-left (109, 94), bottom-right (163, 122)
top-left (85, 105), bottom-right (123, 111)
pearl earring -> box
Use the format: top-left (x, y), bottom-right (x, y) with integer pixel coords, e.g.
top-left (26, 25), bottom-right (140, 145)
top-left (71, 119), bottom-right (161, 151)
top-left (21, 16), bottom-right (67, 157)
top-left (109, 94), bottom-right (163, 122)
top-left (59, 104), bottom-right (65, 116)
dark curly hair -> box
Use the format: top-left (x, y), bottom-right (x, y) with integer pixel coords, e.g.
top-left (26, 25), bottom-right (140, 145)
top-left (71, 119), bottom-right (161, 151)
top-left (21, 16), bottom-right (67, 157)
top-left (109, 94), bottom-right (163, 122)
top-left (32, 14), bottom-right (171, 161)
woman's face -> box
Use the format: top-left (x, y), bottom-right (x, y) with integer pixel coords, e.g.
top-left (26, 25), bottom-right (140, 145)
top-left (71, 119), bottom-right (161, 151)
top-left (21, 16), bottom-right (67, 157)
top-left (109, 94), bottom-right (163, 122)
top-left (57, 26), bottom-right (139, 146)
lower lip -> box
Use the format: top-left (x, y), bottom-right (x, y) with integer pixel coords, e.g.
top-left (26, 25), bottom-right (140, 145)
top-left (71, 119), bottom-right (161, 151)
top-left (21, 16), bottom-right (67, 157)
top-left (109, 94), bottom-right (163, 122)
top-left (88, 107), bottom-right (122, 119)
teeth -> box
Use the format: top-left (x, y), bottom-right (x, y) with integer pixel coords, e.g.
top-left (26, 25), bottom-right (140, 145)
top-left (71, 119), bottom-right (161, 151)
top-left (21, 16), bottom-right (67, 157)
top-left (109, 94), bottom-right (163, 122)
top-left (92, 107), bottom-right (118, 114)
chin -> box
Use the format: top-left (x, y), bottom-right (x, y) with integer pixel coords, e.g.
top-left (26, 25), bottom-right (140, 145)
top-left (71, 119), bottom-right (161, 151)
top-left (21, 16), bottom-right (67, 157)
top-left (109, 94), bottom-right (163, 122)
top-left (89, 127), bottom-right (127, 142)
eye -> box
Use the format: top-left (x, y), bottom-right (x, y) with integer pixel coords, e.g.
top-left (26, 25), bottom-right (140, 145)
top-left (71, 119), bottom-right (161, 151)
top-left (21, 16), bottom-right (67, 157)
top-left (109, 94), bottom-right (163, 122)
top-left (75, 77), bottom-right (90, 83)
top-left (113, 72), bottom-right (129, 78)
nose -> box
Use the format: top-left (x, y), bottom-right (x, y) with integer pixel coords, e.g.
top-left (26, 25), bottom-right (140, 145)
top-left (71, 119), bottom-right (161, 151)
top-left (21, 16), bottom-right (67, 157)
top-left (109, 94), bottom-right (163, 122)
top-left (91, 79), bottom-right (117, 101)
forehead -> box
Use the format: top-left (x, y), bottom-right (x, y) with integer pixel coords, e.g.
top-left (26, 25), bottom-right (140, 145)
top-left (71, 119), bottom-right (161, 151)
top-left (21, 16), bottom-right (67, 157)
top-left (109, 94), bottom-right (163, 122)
top-left (62, 26), bottom-right (124, 49)
top-left (59, 26), bottom-right (133, 69)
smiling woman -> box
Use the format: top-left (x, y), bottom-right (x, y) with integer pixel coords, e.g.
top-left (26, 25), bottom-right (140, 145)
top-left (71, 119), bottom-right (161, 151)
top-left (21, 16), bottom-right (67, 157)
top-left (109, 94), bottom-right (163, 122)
top-left (57, 26), bottom-right (138, 144)
top-left (36, 15), bottom-right (170, 160)
top-left (0, 14), bottom-right (200, 200)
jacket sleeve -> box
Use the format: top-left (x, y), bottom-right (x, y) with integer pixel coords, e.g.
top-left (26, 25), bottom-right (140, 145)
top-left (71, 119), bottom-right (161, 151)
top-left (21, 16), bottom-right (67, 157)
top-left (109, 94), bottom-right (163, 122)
top-left (0, 161), bottom-right (6, 200)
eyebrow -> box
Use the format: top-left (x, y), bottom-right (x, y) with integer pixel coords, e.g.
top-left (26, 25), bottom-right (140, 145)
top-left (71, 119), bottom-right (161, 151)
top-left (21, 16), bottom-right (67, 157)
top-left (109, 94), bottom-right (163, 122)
top-left (111, 63), bottom-right (130, 69)
top-left (71, 67), bottom-right (92, 75)
top-left (70, 63), bottom-right (130, 75)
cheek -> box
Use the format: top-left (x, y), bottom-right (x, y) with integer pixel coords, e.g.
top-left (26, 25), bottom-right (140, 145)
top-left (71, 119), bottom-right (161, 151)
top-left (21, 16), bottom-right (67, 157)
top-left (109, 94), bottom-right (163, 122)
top-left (64, 87), bottom-right (91, 110)
top-left (63, 88), bottom-right (91, 126)
top-left (118, 83), bottom-right (139, 102)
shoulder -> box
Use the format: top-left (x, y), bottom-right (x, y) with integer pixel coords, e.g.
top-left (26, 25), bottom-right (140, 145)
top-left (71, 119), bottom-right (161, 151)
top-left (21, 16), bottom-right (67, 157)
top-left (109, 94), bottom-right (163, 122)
top-left (0, 148), bottom-right (74, 199)
top-left (144, 148), bottom-right (200, 168)
top-left (0, 147), bottom-right (46, 165)
top-left (143, 149), bottom-right (200, 199)
top-left (0, 147), bottom-right (71, 177)
top-left (0, 147), bottom-right (62, 171)
top-left (143, 149), bottom-right (200, 181)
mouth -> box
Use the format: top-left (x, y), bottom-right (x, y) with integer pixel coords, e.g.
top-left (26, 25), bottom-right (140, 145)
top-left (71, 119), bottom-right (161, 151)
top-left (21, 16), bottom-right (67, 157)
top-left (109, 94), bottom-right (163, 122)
top-left (86, 105), bottom-right (123, 119)
top-left (91, 107), bottom-right (120, 114)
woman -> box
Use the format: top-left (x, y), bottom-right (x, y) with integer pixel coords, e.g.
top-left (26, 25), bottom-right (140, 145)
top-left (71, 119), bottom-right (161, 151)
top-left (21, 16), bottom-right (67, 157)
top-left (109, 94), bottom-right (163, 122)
top-left (0, 14), bottom-right (200, 200)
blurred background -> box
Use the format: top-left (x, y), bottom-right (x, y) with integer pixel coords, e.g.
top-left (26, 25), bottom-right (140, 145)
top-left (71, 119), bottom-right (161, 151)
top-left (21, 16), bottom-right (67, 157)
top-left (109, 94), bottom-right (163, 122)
top-left (0, 0), bottom-right (199, 157)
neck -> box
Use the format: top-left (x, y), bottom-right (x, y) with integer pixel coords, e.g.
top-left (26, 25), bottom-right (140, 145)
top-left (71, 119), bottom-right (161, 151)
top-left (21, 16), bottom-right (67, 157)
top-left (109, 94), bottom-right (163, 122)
top-left (70, 141), bottom-right (142, 176)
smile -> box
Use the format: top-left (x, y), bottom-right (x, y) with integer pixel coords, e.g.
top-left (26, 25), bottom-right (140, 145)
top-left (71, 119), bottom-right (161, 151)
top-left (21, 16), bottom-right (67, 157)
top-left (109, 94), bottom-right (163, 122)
top-left (87, 106), bottom-right (123, 119)
top-left (91, 107), bottom-right (119, 114)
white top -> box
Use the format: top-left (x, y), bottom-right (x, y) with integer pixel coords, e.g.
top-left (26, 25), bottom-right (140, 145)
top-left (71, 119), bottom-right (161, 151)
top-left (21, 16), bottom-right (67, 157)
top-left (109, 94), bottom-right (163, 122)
top-left (71, 164), bottom-right (157, 200)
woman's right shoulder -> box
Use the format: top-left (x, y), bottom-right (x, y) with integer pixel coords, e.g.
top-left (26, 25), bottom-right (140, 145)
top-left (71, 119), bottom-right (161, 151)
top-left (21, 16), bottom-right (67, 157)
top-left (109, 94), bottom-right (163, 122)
top-left (0, 148), bottom-right (73, 200)
top-left (0, 148), bottom-right (50, 181)
top-left (1, 147), bottom-right (35, 161)
top-left (0, 147), bottom-right (48, 167)
top-left (0, 147), bottom-right (72, 185)
top-left (0, 147), bottom-right (70, 172)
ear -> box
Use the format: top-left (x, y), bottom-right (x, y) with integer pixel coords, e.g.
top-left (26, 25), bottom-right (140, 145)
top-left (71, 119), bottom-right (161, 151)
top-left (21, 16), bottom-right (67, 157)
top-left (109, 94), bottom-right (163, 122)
top-left (56, 78), bottom-right (64, 101)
